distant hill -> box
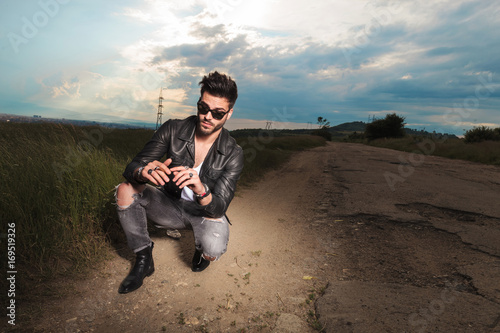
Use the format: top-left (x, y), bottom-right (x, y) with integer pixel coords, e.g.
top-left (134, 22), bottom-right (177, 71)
top-left (0, 113), bottom-right (154, 129)
top-left (329, 121), bottom-right (366, 132)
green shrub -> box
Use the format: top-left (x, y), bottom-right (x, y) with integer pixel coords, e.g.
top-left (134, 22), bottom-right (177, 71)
top-left (365, 113), bottom-right (406, 140)
top-left (464, 126), bottom-right (500, 143)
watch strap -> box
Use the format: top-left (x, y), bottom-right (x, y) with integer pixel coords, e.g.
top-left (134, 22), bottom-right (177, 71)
top-left (195, 183), bottom-right (211, 199)
top-left (135, 166), bottom-right (147, 183)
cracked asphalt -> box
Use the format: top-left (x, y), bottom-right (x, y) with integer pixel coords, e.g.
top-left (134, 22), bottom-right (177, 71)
top-left (309, 142), bottom-right (500, 333)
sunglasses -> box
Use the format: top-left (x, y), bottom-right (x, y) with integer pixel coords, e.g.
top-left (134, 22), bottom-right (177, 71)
top-left (197, 99), bottom-right (230, 120)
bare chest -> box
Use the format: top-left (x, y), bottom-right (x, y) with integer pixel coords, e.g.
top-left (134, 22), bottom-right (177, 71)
top-left (194, 143), bottom-right (212, 168)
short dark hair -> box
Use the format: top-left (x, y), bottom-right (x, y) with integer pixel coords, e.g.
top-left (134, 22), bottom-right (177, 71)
top-left (199, 71), bottom-right (238, 109)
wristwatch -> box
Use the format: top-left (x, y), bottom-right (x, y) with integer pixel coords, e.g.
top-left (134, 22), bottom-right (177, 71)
top-left (135, 166), bottom-right (146, 182)
top-left (195, 183), bottom-right (211, 199)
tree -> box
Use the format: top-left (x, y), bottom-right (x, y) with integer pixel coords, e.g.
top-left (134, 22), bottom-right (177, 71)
top-left (364, 113), bottom-right (406, 140)
top-left (313, 116), bottom-right (332, 140)
top-left (464, 126), bottom-right (500, 143)
top-left (317, 117), bottom-right (330, 129)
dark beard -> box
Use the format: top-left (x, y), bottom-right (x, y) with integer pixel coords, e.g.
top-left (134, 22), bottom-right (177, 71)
top-left (196, 115), bottom-right (225, 136)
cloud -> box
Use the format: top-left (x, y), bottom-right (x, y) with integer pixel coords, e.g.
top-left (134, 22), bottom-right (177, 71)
top-left (189, 23), bottom-right (227, 40)
top-left (2, 0), bottom-right (500, 134)
top-left (151, 34), bottom-right (249, 68)
top-left (79, 0), bottom-right (500, 132)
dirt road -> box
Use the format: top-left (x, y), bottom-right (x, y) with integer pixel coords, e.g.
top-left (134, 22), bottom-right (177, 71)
top-left (15, 142), bottom-right (500, 332)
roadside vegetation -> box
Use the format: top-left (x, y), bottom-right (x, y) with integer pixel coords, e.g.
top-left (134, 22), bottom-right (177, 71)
top-left (364, 113), bottom-right (406, 140)
top-left (340, 113), bottom-right (500, 166)
top-left (366, 136), bottom-right (500, 165)
top-left (235, 131), bottom-right (327, 186)
top-left (0, 122), bottom-right (326, 303)
top-left (463, 125), bottom-right (500, 143)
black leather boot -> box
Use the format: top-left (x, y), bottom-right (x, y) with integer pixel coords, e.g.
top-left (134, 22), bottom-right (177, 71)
top-left (118, 243), bottom-right (155, 294)
top-left (192, 249), bottom-right (210, 272)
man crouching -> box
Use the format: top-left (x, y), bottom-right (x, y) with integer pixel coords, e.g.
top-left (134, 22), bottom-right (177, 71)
top-left (115, 71), bottom-right (243, 294)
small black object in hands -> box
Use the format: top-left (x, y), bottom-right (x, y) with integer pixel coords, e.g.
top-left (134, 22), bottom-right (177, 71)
top-left (163, 171), bottom-right (182, 199)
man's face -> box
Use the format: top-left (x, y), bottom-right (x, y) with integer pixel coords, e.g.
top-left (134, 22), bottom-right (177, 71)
top-left (196, 92), bottom-right (233, 136)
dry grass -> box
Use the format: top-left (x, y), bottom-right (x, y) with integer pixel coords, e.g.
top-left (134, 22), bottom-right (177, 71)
top-left (367, 136), bottom-right (500, 165)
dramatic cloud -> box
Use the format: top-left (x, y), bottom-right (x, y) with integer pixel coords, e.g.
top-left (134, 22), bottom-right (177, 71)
top-left (1, 0), bottom-right (499, 134)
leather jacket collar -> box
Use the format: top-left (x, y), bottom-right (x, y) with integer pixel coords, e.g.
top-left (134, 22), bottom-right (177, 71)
top-left (177, 116), bottom-right (232, 156)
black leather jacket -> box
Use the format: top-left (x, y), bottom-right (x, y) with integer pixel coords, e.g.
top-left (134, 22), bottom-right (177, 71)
top-left (123, 116), bottom-right (244, 218)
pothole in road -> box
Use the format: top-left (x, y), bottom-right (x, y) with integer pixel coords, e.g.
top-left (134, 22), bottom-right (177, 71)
top-left (309, 212), bottom-right (489, 296)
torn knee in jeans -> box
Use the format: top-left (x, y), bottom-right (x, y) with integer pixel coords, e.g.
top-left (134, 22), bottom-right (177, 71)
top-left (203, 217), bottom-right (224, 223)
top-left (196, 246), bottom-right (223, 262)
top-left (202, 254), bottom-right (217, 261)
top-left (197, 217), bottom-right (228, 261)
top-left (200, 247), bottom-right (226, 262)
top-left (114, 183), bottom-right (142, 210)
top-left (116, 202), bottom-right (132, 210)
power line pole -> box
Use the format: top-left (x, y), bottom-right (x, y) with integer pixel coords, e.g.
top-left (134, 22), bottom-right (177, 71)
top-left (155, 87), bottom-right (164, 130)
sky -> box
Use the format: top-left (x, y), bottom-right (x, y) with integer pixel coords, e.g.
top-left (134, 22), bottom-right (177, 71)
top-left (1, 0), bottom-right (499, 134)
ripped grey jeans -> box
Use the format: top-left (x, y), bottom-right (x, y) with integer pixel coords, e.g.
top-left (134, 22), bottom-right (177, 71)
top-left (116, 184), bottom-right (229, 260)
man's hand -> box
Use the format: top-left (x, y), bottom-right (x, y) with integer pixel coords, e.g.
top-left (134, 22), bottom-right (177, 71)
top-left (138, 158), bottom-right (173, 186)
top-left (169, 165), bottom-right (205, 195)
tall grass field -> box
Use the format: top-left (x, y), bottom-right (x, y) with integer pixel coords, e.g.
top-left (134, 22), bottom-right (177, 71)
top-left (0, 122), bottom-right (326, 304)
